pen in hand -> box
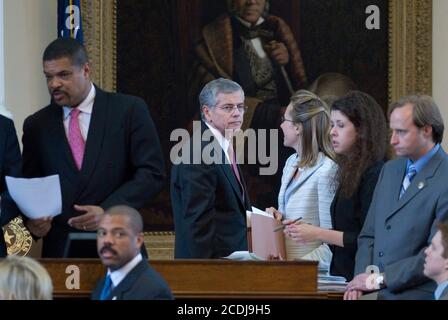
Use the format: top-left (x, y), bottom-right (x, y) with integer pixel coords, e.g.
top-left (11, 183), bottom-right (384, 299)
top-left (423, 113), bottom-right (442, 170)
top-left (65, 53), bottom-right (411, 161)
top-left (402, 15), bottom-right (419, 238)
top-left (273, 217), bottom-right (302, 232)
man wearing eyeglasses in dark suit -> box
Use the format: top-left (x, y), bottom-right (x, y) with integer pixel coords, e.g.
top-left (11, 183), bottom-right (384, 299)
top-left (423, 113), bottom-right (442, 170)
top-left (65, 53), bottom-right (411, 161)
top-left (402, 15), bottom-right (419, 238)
top-left (171, 78), bottom-right (251, 259)
top-left (187, 0), bottom-right (307, 209)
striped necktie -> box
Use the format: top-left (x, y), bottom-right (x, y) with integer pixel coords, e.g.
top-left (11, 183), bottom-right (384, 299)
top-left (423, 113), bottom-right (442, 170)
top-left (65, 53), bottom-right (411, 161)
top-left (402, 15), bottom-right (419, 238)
top-left (399, 163), bottom-right (417, 198)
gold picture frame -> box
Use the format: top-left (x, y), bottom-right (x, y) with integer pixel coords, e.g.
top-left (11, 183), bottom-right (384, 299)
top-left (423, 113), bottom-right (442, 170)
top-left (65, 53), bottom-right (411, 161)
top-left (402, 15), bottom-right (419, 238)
top-left (389, 0), bottom-right (432, 103)
top-left (81, 0), bottom-right (117, 92)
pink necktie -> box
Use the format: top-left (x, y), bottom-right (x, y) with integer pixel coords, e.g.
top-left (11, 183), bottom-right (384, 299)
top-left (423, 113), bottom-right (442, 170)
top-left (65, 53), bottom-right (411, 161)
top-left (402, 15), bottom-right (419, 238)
top-left (228, 145), bottom-right (244, 199)
top-left (68, 108), bottom-right (85, 170)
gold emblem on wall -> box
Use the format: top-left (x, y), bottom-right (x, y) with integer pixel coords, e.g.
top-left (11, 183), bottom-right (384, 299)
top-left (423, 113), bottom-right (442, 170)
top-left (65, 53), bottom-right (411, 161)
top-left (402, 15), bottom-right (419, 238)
top-left (2, 217), bottom-right (32, 256)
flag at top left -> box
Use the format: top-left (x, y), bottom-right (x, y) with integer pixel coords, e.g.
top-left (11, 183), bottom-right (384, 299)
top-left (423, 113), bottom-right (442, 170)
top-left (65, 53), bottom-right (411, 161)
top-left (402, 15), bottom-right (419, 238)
top-left (58, 0), bottom-right (84, 43)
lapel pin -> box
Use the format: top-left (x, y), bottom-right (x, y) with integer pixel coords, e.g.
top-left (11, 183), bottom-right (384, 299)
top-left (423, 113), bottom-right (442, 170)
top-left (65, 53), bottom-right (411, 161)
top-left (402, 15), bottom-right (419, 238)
top-left (418, 182), bottom-right (425, 189)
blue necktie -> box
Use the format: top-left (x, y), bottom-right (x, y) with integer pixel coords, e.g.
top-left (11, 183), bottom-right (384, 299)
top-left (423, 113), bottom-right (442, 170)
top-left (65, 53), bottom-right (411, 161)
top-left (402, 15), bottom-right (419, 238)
top-left (399, 163), bottom-right (417, 198)
top-left (99, 274), bottom-right (113, 300)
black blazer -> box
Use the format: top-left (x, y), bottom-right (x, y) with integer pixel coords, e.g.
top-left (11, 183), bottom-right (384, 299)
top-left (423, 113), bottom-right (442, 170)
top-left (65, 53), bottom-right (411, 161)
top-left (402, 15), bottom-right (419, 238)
top-left (91, 259), bottom-right (173, 300)
top-left (329, 161), bottom-right (384, 280)
top-left (171, 122), bottom-right (251, 258)
top-left (0, 115), bottom-right (22, 257)
top-left (22, 86), bottom-right (165, 257)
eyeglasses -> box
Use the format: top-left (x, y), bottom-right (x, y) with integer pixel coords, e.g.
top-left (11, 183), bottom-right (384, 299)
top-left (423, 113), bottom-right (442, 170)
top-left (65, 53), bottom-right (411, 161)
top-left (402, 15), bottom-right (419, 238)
top-left (216, 104), bottom-right (248, 114)
top-left (281, 116), bottom-right (295, 123)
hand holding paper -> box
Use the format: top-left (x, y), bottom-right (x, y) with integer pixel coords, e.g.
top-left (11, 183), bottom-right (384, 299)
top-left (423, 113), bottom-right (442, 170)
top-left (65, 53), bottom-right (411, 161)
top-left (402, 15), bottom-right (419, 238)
top-left (26, 217), bottom-right (53, 237)
top-left (265, 207), bottom-right (282, 220)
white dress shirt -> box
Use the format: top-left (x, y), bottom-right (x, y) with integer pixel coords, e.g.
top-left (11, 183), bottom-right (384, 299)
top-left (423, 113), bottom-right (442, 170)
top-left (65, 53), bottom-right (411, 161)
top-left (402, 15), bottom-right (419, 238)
top-left (235, 16), bottom-right (267, 58)
top-left (108, 253), bottom-right (143, 289)
top-left (204, 122), bottom-right (232, 164)
top-left (63, 83), bottom-right (95, 141)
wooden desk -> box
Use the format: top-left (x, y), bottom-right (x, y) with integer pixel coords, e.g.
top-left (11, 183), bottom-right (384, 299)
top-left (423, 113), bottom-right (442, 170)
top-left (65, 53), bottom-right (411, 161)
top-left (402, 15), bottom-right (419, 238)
top-left (40, 259), bottom-right (343, 299)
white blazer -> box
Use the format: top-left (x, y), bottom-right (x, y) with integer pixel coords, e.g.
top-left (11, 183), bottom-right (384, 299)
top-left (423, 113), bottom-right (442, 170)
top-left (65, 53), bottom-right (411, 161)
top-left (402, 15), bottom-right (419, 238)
top-left (278, 152), bottom-right (338, 269)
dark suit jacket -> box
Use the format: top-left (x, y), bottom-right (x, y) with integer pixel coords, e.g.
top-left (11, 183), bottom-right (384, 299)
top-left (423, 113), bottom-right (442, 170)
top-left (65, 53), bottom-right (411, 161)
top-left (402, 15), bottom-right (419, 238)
top-left (355, 148), bottom-right (448, 299)
top-left (171, 122), bottom-right (251, 258)
top-left (22, 86), bottom-right (165, 257)
top-left (91, 260), bottom-right (173, 300)
top-left (329, 161), bottom-right (384, 281)
top-left (0, 115), bottom-right (22, 257)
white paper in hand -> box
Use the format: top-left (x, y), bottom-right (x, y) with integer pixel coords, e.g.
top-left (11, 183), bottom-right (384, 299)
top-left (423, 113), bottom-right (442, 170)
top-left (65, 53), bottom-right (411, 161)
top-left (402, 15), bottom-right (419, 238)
top-left (6, 175), bottom-right (62, 219)
top-left (251, 206), bottom-right (275, 218)
top-left (222, 251), bottom-right (264, 261)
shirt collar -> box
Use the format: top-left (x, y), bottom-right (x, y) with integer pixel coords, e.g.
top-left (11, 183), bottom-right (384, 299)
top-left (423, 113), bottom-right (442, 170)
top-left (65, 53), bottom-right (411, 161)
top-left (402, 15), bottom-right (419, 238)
top-left (107, 253), bottom-right (143, 288)
top-left (63, 83), bottom-right (95, 119)
top-left (434, 279), bottom-right (448, 300)
top-left (235, 16), bottom-right (265, 28)
top-left (204, 121), bottom-right (231, 159)
top-left (406, 144), bottom-right (440, 173)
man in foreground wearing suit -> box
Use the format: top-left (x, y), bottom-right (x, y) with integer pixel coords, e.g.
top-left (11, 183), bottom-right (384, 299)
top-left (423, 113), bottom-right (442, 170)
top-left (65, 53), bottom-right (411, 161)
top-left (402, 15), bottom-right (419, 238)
top-left (22, 38), bottom-right (165, 257)
top-left (92, 205), bottom-right (172, 300)
top-left (424, 221), bottom-right (448, 300)
top-left (171, 78), bottom-right (251, 258)
top-left (345, 95), bottom-right (448, 300)
top-left (0, 115), bottom-right (22, 257)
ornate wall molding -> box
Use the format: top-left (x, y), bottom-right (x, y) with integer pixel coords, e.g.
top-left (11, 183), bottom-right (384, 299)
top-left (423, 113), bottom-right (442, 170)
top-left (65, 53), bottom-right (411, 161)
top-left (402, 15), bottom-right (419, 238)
top-left (81, 0), bottom-right (117, 92)
top-left (389, 0), bottom-right (432, 104)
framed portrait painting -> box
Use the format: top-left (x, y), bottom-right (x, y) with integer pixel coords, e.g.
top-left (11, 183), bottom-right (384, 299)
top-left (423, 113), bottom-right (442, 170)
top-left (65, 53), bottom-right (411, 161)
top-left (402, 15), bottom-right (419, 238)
top-left (80, 0), bottom-right (432, 229)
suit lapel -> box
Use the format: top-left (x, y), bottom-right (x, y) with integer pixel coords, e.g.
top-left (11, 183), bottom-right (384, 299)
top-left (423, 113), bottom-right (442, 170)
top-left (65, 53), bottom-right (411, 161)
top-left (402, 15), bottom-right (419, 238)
top-left (48, 104), bottom-right (79, 183)
top-left (383, 160), bottom-right (407, 216)
top-left (76, 87), bottom-right (108, 195)
top-left (108, 260), bottom-right (146, 300)
top-left (237, 163), bottom-right (251, 209)
top-left (219, 156), bottom-right (247, 208)
top-left (386, 150), bottom-right (444, 220)
top-left (287, 155), bottom-right (325, 192)
top-left (201, 123), bottom-right (247, 209)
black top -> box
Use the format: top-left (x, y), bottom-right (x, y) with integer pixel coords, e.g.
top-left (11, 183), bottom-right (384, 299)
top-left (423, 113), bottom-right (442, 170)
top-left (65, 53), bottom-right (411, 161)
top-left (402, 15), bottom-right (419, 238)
top-left (329, 161), bottom-right (384, 280)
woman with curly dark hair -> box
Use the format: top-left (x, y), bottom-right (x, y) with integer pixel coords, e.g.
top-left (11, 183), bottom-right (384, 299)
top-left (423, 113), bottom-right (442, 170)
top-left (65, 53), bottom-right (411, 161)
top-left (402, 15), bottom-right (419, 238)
top-left (286, 91), bottom-right (388, 280)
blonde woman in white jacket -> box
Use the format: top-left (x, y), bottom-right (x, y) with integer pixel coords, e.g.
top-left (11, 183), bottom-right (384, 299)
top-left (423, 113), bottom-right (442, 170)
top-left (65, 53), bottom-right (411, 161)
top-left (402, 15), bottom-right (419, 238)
top-left (267, 90), bottom-right (337, 270)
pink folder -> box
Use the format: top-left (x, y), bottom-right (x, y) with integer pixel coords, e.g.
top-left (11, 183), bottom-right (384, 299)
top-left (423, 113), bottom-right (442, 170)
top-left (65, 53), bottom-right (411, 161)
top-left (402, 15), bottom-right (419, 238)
top-left (250, 213), bottom-right (286, 260)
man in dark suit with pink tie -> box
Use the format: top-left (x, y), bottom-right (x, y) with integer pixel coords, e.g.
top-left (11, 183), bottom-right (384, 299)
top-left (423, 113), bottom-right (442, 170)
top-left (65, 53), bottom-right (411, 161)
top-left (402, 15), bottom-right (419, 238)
top-left (22, 38), bottom-right (165, 257)
top-left (171, 78), bottom-right (251, 258)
